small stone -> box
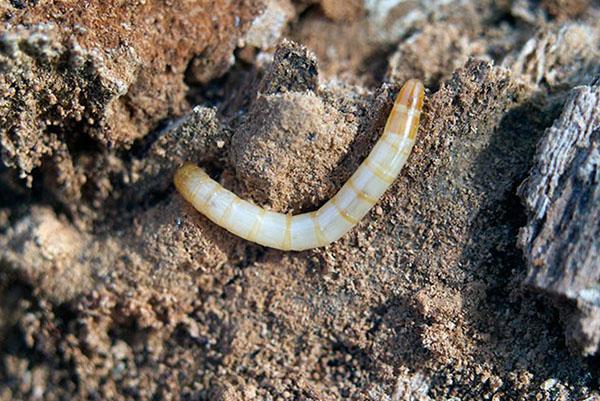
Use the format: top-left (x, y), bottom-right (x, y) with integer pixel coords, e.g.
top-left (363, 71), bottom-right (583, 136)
top-left (540, 378), bottom-right (557, 391)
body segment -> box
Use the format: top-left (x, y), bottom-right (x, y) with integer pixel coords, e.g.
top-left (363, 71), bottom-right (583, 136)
top-left (174, 79), bottom-right (425, 251)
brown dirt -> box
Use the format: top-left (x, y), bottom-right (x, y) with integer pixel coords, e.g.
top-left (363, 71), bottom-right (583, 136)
top-left (1, 1), bottom-right (599, 400)
top-left (0, 0), bottom-right (261, 184)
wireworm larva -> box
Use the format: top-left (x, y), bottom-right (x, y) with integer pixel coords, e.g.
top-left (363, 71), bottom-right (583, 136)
top-left (174, 79), bottom-right (425, 251)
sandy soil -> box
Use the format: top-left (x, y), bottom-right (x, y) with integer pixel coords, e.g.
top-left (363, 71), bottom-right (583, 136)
top-left (0, 0), bottom-right (599, 400)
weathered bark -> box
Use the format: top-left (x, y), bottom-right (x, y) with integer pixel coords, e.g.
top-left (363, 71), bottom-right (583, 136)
top-left (519, 78), bottom-right (600, 356)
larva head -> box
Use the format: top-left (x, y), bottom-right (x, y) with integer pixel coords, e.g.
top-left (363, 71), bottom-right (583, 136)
top-left (383, 79), bottom-right (425, 142)
top-left (396, 79), bottom-right (425, 111)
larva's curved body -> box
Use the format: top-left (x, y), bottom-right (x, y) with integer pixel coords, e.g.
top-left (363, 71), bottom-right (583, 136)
top-left (174, 79), bottom-right (425, 251)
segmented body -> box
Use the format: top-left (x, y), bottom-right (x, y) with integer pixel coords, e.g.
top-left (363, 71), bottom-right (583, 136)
top-left (174, 79), bottom-right (425, 251)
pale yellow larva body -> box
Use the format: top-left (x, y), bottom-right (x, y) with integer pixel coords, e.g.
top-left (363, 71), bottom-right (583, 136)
top-left (174, 79), bottom-right (425, 251)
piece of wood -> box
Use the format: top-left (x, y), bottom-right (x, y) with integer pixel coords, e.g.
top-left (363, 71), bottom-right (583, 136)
top-left (518, 78), bottom-right (600, 356)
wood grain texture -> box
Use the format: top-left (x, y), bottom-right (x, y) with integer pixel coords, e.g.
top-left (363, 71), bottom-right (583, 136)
top-left (518, 78), bottom-right (600, 356)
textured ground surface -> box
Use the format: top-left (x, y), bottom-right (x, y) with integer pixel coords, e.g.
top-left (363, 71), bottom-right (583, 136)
top-left (0, 1), bottom-right (599, 400)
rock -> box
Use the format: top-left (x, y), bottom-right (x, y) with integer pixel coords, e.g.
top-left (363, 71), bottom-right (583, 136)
top-left (518, 79), bottom-right (600, 356)
top-left (231, 89), bottom-right (355, 212)
top-left (210, 382), bottom-right (243, 401)
top-left (541, 0), bottom-right (592, 20)
top-left (257, 40), bottom-right (319, 95)
top-left (363, 0), bottom-right (428, 42)
top-left (0, 206), bottom-right (92, 302)
top-left (506, 23), bottom-right (600, 88)
top-left (320, 0), bottom-right (364, 22)
top-left (241, 0), bottom-right (296, 51)
top-left (386, 23), bottom-right (485, 87)
top-left (363, 0), bottom-right (488, 43)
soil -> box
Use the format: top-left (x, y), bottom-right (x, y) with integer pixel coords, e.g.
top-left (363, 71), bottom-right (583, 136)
top-left (0, 1), bottom-right (599, 400)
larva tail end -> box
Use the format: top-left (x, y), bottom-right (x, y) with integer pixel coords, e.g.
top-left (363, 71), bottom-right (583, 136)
top-left (174, 162), bottom-right (205, 193)
top-left (396, 79), bottom-right (425, 111)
